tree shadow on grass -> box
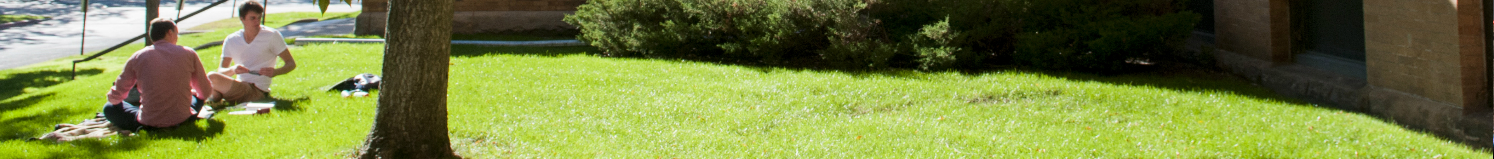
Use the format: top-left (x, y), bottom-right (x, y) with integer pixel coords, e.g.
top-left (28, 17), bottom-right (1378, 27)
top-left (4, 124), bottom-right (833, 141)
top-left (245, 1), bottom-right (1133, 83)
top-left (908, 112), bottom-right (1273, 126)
top-left (0, 92), bottom-right (93, 141)
top-left (140, 119), bottom-right (226, 142)
top-left (449, 45), bottom-right (598, 57)
top-left (443, 45), bottom-right (1297, 104)
top-left (271, 96), bottom-right (310, 112)
top-left (448, 45), bottom-right (938, 81)
top-left (1007, 65), bottom-right (1315, 106)
top-left (0, 69), bottom-right (104, 100)
top-left (34, 136), bottom-right (152, 159)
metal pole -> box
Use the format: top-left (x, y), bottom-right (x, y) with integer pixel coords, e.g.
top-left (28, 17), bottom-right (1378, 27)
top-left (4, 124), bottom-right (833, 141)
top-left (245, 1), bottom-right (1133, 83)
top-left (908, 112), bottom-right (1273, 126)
top-left (176, 0), bottom-right (184, 19)
top-left (75, 0), bottom-right (89, 80)
top-left (261, 0), bottom-right (266, 25)
top-left (80, 0), bottom-right (87, 56)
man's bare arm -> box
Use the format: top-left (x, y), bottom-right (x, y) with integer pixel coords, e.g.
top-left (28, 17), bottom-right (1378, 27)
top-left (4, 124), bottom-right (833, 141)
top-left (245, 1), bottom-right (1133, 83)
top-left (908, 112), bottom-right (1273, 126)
top-left (217, 57), bottom-right (236, 74)
top-left (270, 50), bottom-right (296, 77)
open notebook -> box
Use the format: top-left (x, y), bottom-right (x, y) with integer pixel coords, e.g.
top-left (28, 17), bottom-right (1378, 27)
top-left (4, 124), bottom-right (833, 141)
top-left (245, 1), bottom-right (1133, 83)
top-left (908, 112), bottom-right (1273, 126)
top-left (227, 100), bottom-right (276, 115)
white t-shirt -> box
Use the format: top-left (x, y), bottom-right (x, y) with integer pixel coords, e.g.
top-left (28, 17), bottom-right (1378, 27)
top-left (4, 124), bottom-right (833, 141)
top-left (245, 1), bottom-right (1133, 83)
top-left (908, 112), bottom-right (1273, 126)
top-left (221, 25), bottom-right (288, 92)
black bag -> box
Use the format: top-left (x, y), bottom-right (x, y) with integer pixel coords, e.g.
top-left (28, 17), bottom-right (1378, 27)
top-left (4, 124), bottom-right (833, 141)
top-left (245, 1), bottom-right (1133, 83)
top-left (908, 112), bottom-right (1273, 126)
top-left (330, 73), bottom-right (381, 92)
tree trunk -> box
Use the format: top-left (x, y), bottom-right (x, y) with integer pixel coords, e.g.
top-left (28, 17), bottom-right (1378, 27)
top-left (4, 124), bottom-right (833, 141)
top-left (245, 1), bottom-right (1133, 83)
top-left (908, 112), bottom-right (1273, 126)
top-left (358, 0), bottom-right (456, 158)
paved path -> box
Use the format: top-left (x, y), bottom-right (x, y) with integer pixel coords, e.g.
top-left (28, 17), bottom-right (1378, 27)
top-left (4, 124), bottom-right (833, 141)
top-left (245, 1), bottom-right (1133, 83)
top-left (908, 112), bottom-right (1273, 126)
top-left (0, 0), bottom-right (361, 70)
top-left (278, 17), bottom-right (353, 38)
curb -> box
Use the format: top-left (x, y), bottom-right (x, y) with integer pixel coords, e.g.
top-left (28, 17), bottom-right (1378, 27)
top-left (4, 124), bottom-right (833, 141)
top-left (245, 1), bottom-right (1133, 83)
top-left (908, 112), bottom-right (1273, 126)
top-left (194, 41), bottom-right (224, 50)
top-left (294, 38), bottom-right (587, 47)
top-left (0, 17), bottom-right (51, 29)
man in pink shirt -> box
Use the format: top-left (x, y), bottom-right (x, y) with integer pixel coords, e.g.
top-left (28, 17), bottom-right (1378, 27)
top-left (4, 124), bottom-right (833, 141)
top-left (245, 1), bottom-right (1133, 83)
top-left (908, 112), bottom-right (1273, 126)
top-left (101, 18), bottom-right (215, 133)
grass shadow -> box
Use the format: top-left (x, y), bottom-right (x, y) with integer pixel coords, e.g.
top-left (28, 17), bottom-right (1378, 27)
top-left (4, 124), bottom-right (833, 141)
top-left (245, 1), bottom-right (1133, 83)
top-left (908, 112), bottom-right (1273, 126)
top-left (1004, 65), bottom-right (1315, 106)
top-left (447, 44), bottom-right (1304, 105)
top-left (450, 45), bottom-right (598, 57)
top-left (0, 93), bottom-right (99, 142)
top-left (140, 119), bottom-right (226, 142)
top-left (0, 69), bottom-right (103, 100)
top-left (271, 96), bottom-right (310, 112)
top-left (34, 135), bottom-right (152, 159)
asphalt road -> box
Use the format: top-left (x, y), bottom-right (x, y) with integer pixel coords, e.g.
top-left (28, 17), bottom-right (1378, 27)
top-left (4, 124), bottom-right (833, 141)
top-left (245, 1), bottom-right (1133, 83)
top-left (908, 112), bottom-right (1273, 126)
top-left (0, 0), bottom-right (361, 70)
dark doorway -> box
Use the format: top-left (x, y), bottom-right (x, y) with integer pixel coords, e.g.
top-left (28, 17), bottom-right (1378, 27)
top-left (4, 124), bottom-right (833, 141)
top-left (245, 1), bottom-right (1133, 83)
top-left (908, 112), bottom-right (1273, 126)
top-left (1298, 0), bottom-right (1366, 61)
top-left (1293, 0), bottom-right (1368, 79)
top-left (1187, 0), bottom-right (1215, 34)
top-left (1485, 0), bottom-right (1492, 111)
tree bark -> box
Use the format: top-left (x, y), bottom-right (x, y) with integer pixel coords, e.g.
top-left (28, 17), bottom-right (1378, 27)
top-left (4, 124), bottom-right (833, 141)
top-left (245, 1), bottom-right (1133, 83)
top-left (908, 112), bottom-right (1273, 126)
top-left (358, 0), bottom-right (456, 158)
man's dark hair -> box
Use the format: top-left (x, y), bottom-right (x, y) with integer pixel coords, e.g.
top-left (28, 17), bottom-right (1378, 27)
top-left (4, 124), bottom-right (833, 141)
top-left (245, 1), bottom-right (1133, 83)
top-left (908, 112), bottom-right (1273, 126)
top-left (238, 1), bottom-right (265, 18)
top-left (148, 18), bottom-right (176, 42)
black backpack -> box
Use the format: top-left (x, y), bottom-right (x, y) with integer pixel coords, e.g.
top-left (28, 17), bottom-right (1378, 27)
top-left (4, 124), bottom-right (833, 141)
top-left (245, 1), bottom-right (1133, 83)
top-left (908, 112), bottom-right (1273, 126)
top-left (329, 73), bottom-right (381, 92)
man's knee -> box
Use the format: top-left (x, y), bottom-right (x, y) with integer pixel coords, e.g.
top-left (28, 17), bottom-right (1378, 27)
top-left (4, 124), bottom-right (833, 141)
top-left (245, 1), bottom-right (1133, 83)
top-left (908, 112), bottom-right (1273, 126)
top-left (100, 103), bottom-right (119, 113)
top-left (208, 72), bottom-right (231, 81)
top-left (100, 102), bottom-right (142, 131)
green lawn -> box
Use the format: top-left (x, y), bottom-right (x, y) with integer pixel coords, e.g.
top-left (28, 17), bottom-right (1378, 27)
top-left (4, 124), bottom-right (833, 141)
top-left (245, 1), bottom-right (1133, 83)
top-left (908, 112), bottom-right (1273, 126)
top-left (0, 14), bottom-right (47, 24)
top-left (1, 13), bottom-right (1491, 158)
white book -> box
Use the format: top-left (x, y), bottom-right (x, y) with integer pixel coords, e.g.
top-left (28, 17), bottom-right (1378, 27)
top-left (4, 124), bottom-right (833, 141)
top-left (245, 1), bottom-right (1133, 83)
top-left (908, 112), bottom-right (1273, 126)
top-left (234, 101), bottom-right (276, 109)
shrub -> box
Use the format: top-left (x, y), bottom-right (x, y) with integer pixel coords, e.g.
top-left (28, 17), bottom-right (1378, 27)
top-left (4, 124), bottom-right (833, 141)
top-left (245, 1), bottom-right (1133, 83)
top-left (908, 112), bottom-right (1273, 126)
top-left (1011, 0), bottom-right (1201, 71)
top-left (566, 0), bottom-right (1199, 72)
top-left (565, 0), bottom-right (898, 68)
top-left (908, 19), bottom-right (969, 70)
top-left (871, 0), bottom-right (1017, 70)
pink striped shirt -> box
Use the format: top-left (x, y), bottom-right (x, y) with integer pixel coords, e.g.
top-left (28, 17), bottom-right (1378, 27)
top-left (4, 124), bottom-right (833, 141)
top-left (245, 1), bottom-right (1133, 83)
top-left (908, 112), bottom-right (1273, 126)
top-left (106, 41), bottom-right (214, 127)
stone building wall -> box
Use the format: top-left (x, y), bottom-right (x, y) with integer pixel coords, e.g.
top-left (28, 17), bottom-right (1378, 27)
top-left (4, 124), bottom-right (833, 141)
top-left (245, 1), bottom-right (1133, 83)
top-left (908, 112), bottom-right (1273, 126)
top-left (1214, 0), bottom-right (1290, 62)
top-left (1363, 0), bottom-right (1473, 106)
top-left (1209, 0), bottom-right (1491, 148)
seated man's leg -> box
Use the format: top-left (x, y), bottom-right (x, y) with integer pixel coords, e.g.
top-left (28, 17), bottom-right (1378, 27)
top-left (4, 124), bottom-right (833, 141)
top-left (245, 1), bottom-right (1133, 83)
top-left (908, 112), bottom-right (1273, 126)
top-left (207, 72), bottom-right (236, 96)
top-left (218, 80), bottom-right (266, 103)
top-left (191, 96), bottom-right (215, 119)
top-left (124, 87), bottom-right (142, 106)
top-left (191, 96), bottom-right (204, 111)
top-left (101, 102), bottom-right (144, 132)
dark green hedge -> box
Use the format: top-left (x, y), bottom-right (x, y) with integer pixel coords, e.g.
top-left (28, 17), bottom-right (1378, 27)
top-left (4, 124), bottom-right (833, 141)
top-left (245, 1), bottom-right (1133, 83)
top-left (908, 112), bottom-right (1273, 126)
top-left (564, 0), bottom-right (1199, 71)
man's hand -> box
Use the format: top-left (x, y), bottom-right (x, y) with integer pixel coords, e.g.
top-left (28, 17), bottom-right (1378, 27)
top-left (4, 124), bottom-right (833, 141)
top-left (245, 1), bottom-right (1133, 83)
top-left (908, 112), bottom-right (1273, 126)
top-left (234, 65), bottom-right (252, 74)
top-left (259, 67), bottom-right (276, 77)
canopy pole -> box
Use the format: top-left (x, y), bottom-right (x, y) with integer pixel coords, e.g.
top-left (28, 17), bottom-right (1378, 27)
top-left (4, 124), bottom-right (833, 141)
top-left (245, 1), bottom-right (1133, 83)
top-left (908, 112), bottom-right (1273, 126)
top-left (176, 0), bottom-right (184, 19)
top-left (80, 0), bottom-right (87, 56)
top-left (260, 0), bottom-right (266, 25)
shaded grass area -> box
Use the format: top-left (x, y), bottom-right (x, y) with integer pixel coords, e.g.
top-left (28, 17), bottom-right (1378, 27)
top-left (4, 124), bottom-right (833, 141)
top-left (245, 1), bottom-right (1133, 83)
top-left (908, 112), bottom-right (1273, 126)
top-left (0, 14), bottom-right (47, 24)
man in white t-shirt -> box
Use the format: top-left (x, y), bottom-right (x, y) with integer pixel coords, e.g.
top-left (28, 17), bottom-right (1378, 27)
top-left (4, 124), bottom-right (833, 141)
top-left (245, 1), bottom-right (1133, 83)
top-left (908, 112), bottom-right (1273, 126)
top-left (208, 1), bottom-right (297, 103)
